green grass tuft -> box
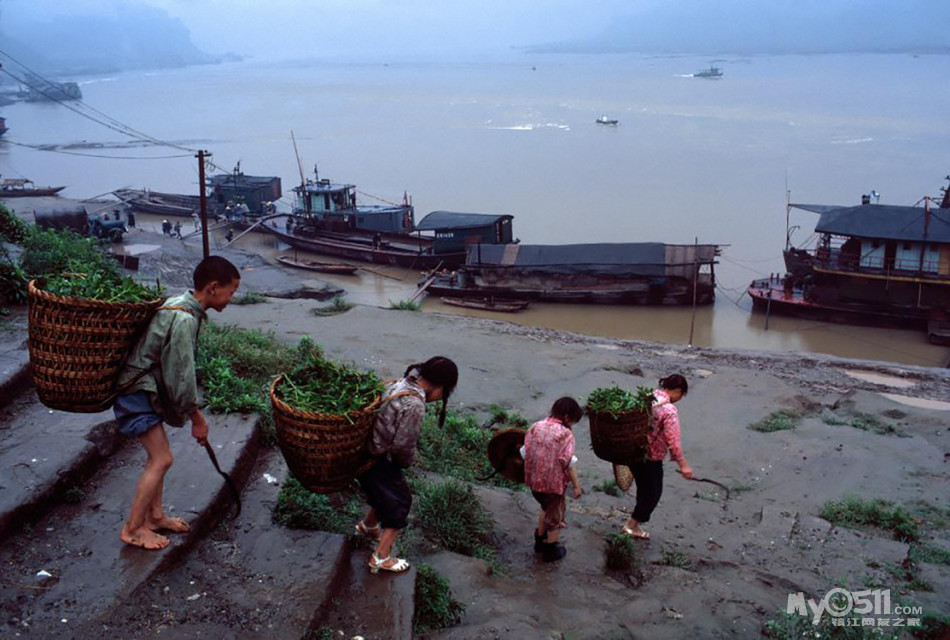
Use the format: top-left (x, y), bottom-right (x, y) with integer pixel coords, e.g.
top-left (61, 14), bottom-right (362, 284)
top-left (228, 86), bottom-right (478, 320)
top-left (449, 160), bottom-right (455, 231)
top-left (593, 479), bottom-right (621, 497)
top-left (413, 478), bottom-right (495, 562)
top-left (820, 494), bottom-right (919, 542)
top-left (604, 532), bottom-right (639, 572)
top-left (748, 409), bottom-right (800, 432)
top-left (271, 475), bottom-right (362, 533)
top-left (413, 564), bottom-right (465, 633)
top-left (389, 299), bottom-right (421, 311)
top-left (229, 291), bottom-right (268, 305)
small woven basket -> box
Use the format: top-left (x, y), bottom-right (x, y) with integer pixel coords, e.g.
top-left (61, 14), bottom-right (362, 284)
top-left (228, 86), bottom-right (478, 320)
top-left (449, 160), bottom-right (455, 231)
top-left (588, 408), bottom-right (651, 464)
top-left (270, 374), bottom-right (381, 494)
top-left (27, 279), bottom-right (162, 413)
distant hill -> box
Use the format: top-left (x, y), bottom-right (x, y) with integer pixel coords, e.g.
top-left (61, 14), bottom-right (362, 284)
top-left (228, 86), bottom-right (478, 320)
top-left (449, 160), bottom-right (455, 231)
top-left (527, 0), bottom-right (950, 55)
top-left (0, 4), bottom-right (225, 76)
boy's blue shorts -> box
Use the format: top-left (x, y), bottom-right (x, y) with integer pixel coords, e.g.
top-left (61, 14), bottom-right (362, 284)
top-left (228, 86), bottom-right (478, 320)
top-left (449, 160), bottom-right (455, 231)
top-left (113, 392), bottom-right (163, 437)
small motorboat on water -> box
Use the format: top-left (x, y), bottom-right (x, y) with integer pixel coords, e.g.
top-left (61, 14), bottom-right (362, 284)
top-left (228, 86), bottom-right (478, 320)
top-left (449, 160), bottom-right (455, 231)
top-left (694, 65), bottom-right (724, 78)
top-left (0, 177), bottom-right (66, 198)
top-left (276, 254), bottom-right (359, 275)
top-left (596, 115), bottom-right (619, 125)
top-left (440, 296), bottom-right (530, 312)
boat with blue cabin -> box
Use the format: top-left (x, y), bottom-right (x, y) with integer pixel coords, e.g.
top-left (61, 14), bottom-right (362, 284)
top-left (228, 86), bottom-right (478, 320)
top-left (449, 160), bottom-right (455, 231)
top-left (747, 178), bottom-right (950, 342)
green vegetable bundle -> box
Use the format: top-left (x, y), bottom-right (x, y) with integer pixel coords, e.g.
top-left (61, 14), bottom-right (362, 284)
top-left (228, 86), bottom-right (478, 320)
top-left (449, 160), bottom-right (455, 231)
top-left (43, 270), bottom-right (162, 303)
top-left (277, 356), bottom-right (382, 416)
top-left (586, 385), bottom-right (656, 419)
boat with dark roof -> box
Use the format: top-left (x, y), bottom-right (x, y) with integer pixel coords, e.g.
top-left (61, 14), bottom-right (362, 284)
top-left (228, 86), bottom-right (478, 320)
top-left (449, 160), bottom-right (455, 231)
top-left (0, 177), bottom-right (65, 198)
top-left (747, 177), bottom-right (950, 341)
top-left (425, 242), bottom-right (721, 305)
top-left (271, 172), bottom-right (515, 269)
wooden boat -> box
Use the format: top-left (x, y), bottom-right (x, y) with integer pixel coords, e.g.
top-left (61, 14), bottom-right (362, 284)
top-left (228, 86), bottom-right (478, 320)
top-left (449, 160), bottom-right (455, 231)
top-left (440, 296), bottom-right (529, 312)
top-left (276, 254), bottom-right (358, 275)
top-left (748, 178), bottom-right (950, 335)
top-left (596, 115), bottom-right (619, 126)
top-left (113, 188), bottom-right (203, 217)
top-left (0, 178), bottom-right (65, 198)
top-left (425, 242), bottom-right (721, 306)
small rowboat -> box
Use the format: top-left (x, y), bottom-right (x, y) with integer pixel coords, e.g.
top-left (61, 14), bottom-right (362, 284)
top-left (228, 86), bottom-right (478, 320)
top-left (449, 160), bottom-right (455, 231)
top-left (276, 255), bottom-right (359, 275)
top-left (440, 296), bottom-right (529, 312)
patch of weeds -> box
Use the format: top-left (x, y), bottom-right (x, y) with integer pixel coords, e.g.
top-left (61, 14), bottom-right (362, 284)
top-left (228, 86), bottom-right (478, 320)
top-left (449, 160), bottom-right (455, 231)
top-left (485, 404), bottom-right (529, 429)
top-left (389, 299), bottom-right (421, 311)
top-left (230, 291), bottom-right (268, 305)
top-left (417, 406), bottom-right (517, 488)
top-left (61, 484), bottom-right (85, 505)
top-left (413, 564), bottom-right (465, 633)
top-left (412, 478), bottom-right (495, 562)
top-left (311, 295), bottom-right (353, 317)
top-left (272, 475), bottom-right (362, 534)
top-left (823, 410), bottom-right (907, 437)
top-left (909, 501), bottom-right (950, 530)
top-left (694, 491), bottom-right (722, 502)
top-left (657, 549), bottom-right (694, 570)
top-left (881, 560), bottom-right (932, 591)
top-left (910, 543), bottom-right (950, 565)
top-left (762, 610), bottom-right (900, 639)
top-left (593, 479), bottom-right (621, 497)
top-left (604, 532), bottom-right (639, 572)
top-left (820, 494), bottom-right (920, 542)
top-left (748, 409), bottom-right (800, 432)
top-left (731, 481), bottom-right (754, 495)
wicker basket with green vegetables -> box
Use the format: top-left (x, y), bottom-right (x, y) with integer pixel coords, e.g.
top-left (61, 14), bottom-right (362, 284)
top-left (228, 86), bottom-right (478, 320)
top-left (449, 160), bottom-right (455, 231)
top-left (270, 351), bottom-right (384, 493)
top-left (586, 386), bottom-right (656, 463)
top-left (27, 274), bottom-right (164, 413)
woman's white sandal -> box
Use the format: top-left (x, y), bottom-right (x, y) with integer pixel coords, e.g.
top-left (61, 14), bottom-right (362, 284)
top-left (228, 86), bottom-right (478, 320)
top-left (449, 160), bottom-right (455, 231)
top-left (355, 520), bottom-right (380, 539)
top-left (369, 552), bottom-right (410, 574)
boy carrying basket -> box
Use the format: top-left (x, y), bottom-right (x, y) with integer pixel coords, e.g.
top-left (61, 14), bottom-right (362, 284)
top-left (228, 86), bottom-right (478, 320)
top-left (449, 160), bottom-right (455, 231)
top-left (113, 256), bottom-right (241, 550)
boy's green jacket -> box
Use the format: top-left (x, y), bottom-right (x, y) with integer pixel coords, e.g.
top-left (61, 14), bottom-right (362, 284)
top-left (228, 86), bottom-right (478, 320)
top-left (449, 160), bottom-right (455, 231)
top-left (117, 291), bottom-right (207, 427)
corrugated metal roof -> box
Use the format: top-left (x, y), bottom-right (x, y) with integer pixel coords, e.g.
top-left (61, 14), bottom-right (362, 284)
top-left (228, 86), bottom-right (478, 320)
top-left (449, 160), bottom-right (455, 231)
top-left (415, 211), bottom-right (513, 231)
top-left (208, 174), bottom-right (280, 188)
top-left (815, 204), bottom-right (950, 243)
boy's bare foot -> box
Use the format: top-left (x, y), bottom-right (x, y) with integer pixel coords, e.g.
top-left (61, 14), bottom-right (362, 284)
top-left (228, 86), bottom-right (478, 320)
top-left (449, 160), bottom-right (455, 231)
top-left (147, 515), bottom-right (190, 533)
top-left (120, 525), bottom-right (170, 550)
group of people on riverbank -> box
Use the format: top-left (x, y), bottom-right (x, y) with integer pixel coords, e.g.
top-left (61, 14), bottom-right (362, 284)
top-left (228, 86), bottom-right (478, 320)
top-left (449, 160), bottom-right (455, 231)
top-left (112, 255), bottom-right (692, 575)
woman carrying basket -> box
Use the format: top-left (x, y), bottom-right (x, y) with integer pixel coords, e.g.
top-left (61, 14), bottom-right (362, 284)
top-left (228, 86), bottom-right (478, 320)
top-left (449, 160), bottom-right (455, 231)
top-left (622, 374), bottom-right (693, 541)
top-left (355, 356), bottom-right (459, 574)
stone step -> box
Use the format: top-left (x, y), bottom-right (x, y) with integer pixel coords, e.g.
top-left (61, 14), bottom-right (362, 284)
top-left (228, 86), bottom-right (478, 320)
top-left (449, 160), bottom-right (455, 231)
top-left (0, 307), bottom-right (30, 411)
top-left (80, 448), bottom-right (351, 638)
top-left (0, 391), bottom-right (120, 541)
top-left (313, 546), bottom-right (417, 640)
top-left (0, 412), bottom-right (259, 635)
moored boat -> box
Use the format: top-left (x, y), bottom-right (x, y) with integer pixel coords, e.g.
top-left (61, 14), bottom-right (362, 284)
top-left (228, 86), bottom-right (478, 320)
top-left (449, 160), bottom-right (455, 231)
top-left (275, 254), bottom-right (358, 275)
top-left (426, 242), bottom-right (721, 305)
top-left (748, 178), bottom-right (950, 336)
top-left (596, 115), bottom-right (619, 125)
top-left (0, 177), bottom-right (65, 198)
top-left (440, 296), bottom-right (530, 312)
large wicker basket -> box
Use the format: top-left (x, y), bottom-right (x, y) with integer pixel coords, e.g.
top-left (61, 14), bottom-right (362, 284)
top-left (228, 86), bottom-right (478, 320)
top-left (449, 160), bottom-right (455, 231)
top-left (588, 408), bottom-right (652, 464)
top-left (270, 374), bottom-right (382, 494)
top-left (27, 279), bottom-right (162, 413)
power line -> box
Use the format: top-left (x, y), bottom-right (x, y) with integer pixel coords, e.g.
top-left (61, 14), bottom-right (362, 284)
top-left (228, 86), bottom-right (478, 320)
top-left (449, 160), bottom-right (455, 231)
top-left (1, 138), bottom-right (194, 160)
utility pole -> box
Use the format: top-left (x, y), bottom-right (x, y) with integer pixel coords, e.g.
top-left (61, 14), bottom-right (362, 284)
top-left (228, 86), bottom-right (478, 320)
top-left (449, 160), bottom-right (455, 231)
top-left (197, 150), bottom-right (210, 258)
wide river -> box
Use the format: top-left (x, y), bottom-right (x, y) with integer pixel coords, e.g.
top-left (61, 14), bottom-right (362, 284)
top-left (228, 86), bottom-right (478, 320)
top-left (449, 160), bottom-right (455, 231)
top-left (1, 52), bottom-right (948, 367)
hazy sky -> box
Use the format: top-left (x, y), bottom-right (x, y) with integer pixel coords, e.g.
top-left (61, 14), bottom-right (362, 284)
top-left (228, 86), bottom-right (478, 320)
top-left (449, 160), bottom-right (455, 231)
top-left (3, 0), bottom-right (948, 64)
top-left (3, 0), bottom-right (632, 61)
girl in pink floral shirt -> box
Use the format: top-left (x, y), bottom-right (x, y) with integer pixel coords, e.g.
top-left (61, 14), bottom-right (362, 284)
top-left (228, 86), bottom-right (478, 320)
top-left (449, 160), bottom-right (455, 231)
top-left (623, 374), bottom-right (693, 541)
top-left (523, 397), bottom-right (584, 563)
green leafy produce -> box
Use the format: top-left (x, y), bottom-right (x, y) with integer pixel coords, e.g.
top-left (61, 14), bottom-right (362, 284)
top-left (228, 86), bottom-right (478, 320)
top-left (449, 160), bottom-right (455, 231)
top-left (277, 354), bottom-right (382, 416)
top-left (586, 385), bottom-right (655, 418)
top-left (42, 269), bottom-right (162, 303)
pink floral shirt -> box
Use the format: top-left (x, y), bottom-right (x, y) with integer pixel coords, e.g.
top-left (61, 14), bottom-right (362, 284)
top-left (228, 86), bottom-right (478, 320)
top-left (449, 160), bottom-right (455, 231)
top-left (523, 417), bottom-right (575, 495)
top-left (647, 389), bottom-right (684, 463)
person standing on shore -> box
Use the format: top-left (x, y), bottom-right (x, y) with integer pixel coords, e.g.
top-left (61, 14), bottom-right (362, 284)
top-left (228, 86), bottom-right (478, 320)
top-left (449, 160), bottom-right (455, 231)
top-left (523, 397), bottom-right (584, 562)
top-left (622, 374), bottom-right (693, 540)
top-left (354, 357), bottom-right (459, 574)
top-left (113, 256), bottom-right (241, 550)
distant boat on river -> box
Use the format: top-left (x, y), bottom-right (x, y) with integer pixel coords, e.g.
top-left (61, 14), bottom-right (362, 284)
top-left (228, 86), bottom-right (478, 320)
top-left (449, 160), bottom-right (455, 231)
top-left (694, 66), bottom-right (723, 79)
top-left (0, 177), bottom-right (65, 198)
top-left (596, 115), bottom-right (619, 126)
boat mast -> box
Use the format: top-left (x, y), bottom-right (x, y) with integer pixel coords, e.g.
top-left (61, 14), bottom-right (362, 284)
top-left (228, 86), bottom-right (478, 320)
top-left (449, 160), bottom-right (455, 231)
top-left (784, 172), bottom-right (791, 251)
top-left (291, 130), bottom-right (310, 214)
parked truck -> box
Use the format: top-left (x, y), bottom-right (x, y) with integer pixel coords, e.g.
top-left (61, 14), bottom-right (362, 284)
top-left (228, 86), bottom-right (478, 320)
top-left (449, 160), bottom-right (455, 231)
top-left (34, 205), bottom-right (127, 242)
